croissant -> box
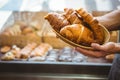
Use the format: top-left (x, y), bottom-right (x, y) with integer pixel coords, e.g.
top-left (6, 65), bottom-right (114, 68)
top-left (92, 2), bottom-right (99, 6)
top-left (63, 8), bottom-right (83, 24)
top-left (76, 8), bottom-right (104, 44)
top-left (60, 24), bottom-right (95, 46)
top-left (45, 8), bottom-right (105, 47)
top-left (44, 12), bottom-right (70, 32)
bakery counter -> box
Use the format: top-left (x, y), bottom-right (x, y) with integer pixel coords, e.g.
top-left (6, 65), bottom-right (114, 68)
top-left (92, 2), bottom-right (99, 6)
top-left (0, 61), bottom-right (111, 80)
top-left (0, 45), bottom-right (112, 76)
top-left (0, 46), bottom-right (112, 75)
top-left (0, 61), bottom-right (111, 75)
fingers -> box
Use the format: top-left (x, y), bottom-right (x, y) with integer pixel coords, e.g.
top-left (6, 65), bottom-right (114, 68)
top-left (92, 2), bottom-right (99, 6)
top-left (91, 42), bottom-right (116, 52)
top-left (91, 43), bottom-right (105, 50)
top-left (75, 42), bottom-right (116, 58)
top-left (105, 54), bottom-right (115, 60)
top-left (75, 47), bottom-right (106, 57)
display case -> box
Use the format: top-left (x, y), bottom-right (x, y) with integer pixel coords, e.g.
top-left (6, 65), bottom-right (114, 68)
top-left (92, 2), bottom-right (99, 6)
top-left (0, 11), bottom-right (118, 80)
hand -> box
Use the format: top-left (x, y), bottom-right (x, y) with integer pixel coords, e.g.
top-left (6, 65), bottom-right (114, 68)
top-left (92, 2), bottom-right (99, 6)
top-left (96, 10), bottom-right (120, 31)
top-left (76, 42), bottom-right (120, 57)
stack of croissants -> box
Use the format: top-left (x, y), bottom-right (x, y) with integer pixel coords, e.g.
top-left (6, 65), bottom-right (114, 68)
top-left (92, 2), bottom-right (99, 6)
top-left (44, 8), bottom-right (105, 47)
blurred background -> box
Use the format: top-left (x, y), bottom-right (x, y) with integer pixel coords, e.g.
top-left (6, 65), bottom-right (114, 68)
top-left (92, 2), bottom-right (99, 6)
top-left (0, 1), bottom-right (119, 80)
top-left (0, 0), bottom-right (120, 12)
top-left (0, 0), bottom-right (119, 47)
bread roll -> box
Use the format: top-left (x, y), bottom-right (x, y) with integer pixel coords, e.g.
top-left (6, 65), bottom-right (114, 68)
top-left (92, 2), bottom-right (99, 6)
top-left (44, 12), bottom-right (70, 32)
top-left (30, 43), bottom-right (52, 57)
top-left (60, 24), bottom-right (95, 46)
top-left (19, 43), bottom-right (37, 59)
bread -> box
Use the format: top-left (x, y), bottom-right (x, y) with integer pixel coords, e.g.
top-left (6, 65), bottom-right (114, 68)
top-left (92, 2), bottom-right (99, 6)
top-left (63, 8), bottom-right (83, 24)
top-left (45, 8), bottom-right (105, 47)
top-left (76, 8), bottom-right (104, 44)
top-left (19, 43), bottom-right (37, 59)
top-left (44, 12), bottom-right (70, 32)
top-left (0, 46), bottom-right (11, 53)
top-left (1, 52), bottom-right (15, 61)
top-left (30, 43), bottom-right (52, 57)
top-left (60, 24), bottom-right (95, 46)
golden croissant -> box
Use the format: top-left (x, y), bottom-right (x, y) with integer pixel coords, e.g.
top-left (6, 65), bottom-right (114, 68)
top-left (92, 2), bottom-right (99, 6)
top-left (44, 8), bottom-right (104, 47)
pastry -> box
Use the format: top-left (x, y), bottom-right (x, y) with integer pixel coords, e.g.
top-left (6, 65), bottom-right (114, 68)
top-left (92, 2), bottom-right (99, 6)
top-left (63, 8), bottom-right (83, 24)
top-left (22, 27), bottom-right (34, 35)
top-left (0, 46), bottom-right (11, 53)
top-left (45, 8), bottom-right (105, 47)
top-left (1, 52), bottom-right (15, 61)
top-left (44, 12), bottom-right (70, 32)
top-left (60, 24), bottom-right (95, 46)
top-left (46, 49), bottom-right (59, 62)
top-left (1, 24), bottom-right (22, 36)
top-left (11, 45), bottom-right (21, 58)
top-left (30, 43), bottom-right (52, 57)
top-left (19, 43), bottom-right (37, 59)
top-left (58, 47), bottom-right (73, 62)
top-left (76, 8), bottom-right (104, 44)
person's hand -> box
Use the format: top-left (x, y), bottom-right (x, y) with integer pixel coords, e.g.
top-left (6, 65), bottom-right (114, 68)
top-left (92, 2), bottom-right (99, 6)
top-left (75, 42), bottom-right (120, 57)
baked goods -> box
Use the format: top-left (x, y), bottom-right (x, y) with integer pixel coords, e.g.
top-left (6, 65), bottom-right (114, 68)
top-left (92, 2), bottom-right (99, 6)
top-left (45, 8), bottom-right (106, 47)
top-left (0, 21), bottom-right (42, 48)
top-left (63, 8), bottom-right (83, 24)
top-left (1, 51), bottom-right (15, 60)
top-left (0, 43), bottom-right (53, 61)
top-left (60, 24), bottom-right (95, 46)
top-left (19, 43), bottom-right (37, 59)
top-left (30, 43), bottom-right (52, 57)
top-left (22, 27), bottom-right (34, 35)
top-left (1, 45), bottom-right (20, 60)
top-left (44, 12), bottom-right (70, 32)
top-left (0, 46), bottom-right (11, 53)
top-left (46, 49), bottom-right (59, 62)
top-left (76, 8), bottom-right (104, 44)
top-left (58, 47), bottom-right (73, 62)
top-left (11, 45), bottom-right (21, 58)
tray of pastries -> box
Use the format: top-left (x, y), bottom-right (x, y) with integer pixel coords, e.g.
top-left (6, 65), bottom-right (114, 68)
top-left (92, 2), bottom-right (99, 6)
top-left (0, 43), bottom-right (113, 64)
top-left (0, 43), bottom-right (89, 63)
